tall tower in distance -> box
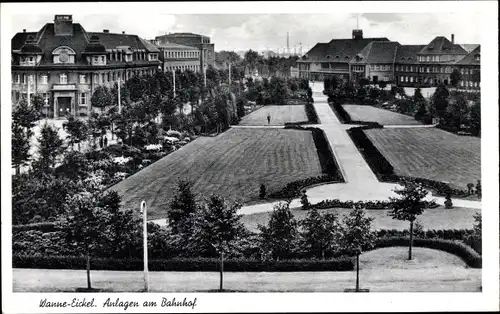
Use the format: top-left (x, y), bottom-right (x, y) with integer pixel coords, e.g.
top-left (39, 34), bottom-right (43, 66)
top-left (287, 32), bottom-right (290, 54)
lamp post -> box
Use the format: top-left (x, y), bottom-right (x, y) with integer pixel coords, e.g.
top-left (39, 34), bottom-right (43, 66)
top-left (117, 76), bottom-right (122, 115)
top-left (44, 98), bottom-right (49, 121)
top-left (140, 200), bottom-right (149, 292)
top-left (172, 69), bottom-right (176, 98)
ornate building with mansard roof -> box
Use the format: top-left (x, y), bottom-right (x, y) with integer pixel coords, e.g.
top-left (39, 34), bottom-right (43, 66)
top-left (11, 15), bottom-right (161, 118)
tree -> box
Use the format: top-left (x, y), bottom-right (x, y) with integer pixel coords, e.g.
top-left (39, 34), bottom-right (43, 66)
top-left (466, 183), bottom-right (475, 195)
top-left (341, 206), bottom-right (375, 292)
top-left (168, 180), bottom-right (198, 234)
top-left (258, 201), bottom-right (299, 260)
top-left (378, 81), bottom-right (387, 89)
top-left (90, 86), bottom-right (113, 111)
top-left (12, 122), bottom-right (31, 176)
top-left (450, 69), bottom-right (462, 87)
top-left (36, 122), bottom-right (64, 171)
top-left (469, 101), bottom-right (481, 136)
top-left (301, 208), bottom-right (341, 259)
top-left (58, 190), bottom-right (113, 290)
top-left (189, 195), bottom-right (246, 291)
top-left (444, 95), bottom-right (470, 131)
top-left (444, 194), bottom-right (453, 209)
top-left (63, 116), bottom-right (88, 151)
top-left (430, 84), bottom-right (450, 123)
top-left (13, 98), bottom-right (41, 131)
top-left (464, 212), bottom-right (481, 254)
top-left (413, 88), bottom-right (429, 123)
top-left (475, 180), bottom-right (481, 198)
top-left (300, 191), bottom-right (310, 211)
top-left (388, 179), bottom-right (429, 260)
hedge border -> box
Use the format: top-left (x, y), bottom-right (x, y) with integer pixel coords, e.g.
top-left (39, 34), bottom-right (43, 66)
top-left (346, 126), bottom-right (475, 198)
top-left (309, 198), bottom-right (438, 211)
top-left (12, 255), bottom-right (354, 272)
top-left (373, 237), bottom-right (482, 268)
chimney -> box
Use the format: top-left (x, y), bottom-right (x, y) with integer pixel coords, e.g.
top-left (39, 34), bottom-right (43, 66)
top-left (54, 15), bottom-right (73, 36)
top-left (122, 31), bottom-right (125, 34)
top-left (451, 34), bottom-right (455, 44)
top-left (23, 29), bottom-right (26, 33)
top-left (352, 29), bottom-right (363, 40)
top-left (103, 29), bottom-right (109, 33)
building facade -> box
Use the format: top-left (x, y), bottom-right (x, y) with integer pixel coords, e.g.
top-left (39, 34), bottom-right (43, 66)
top-left (11, 15), bottom-right (161, 118)
top-left (152, 41), bottom-right (201, 73)
top-left (300, 31), bottom-right (480, 92)
top-left (154, 33), bottom-right (215, 75)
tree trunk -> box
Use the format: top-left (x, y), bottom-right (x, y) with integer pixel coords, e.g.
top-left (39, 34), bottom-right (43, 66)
top-left (321, 250), bottom-right (325, 260)
top-left (409, 221), bottom-right (414, 260)
top-left (219, 251), bottom-right (224, 292)
top-left (86, 253), bottom-right (92, 290)
top-left (356, 254), bottom-right (360, 292)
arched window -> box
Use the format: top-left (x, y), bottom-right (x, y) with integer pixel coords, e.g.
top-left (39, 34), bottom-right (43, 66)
top-left (52, 46), bottom-right (76, 64)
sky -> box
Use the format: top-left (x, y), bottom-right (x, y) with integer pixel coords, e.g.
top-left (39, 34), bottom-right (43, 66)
top-left (10, 13), bottom-right (482, 52)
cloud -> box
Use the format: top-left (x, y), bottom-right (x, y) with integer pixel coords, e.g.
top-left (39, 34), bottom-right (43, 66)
top-left (10, 13), bottom-right (482, 51)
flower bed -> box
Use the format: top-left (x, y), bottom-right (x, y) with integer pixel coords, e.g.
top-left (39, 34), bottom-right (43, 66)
top-left (310, 198), bottom-right (438, 211)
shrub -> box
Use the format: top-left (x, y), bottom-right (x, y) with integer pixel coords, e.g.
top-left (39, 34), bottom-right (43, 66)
top-left (12, 255), bottom-right (354, 272)
top-left (305, 102), bottom-right (319, 124)
top-left (444, 194), bottom-right (453, 209)
top-left (268, 175), bottom-right (341, 199)
top-left (373, 237), bottom-right (481, 268)
top-left (329, 103), bottom-right (351, 123)
top-left (166, 130), bottom-right (182, 139)
top-left (259, 184), bottom-right (266, 199)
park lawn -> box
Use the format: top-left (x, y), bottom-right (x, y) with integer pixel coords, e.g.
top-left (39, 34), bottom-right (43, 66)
top-left (111, 128), bottom-right (323, 219)
top-left (240, 206), bottom-right (479, 233)
top-left (239, 105), bottom-right (308, 126)
top-left (364, 128), bottom-right (480, 190)
top-left (342, 104), bottom-right (422, 125)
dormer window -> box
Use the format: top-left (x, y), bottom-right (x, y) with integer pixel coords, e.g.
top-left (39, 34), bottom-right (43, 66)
top-left (335, 55), bottom-right (340, 59)
top-left (326, 55), bottom-right (331, 59)
top-left (53, 46), bottom-right (76, 64)
top-left (401, 57), bottom-right (406, 60)
top-left (474, 54), bottom-right (480, 61)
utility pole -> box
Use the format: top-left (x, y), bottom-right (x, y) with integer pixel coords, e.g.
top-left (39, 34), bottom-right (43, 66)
top-left (27, 75), bottom-right (31, 107)
top-left (117, 76), bottom-right (121, 114)
top-left (229, 63), bottom-right (231, 85)
top-left (140, 201), bottom-right (149, 292)
top-left (172, 69), bottom-right (176, 97)
top-left (204, 66), bottom-right (207, 87)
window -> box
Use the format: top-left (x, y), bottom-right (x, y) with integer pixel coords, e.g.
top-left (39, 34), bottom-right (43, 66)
top-left (15, 74), bottom-right (20, 84)
top-left (22, 74), bottom-right (26, 84)
top-left (40, 74), bottom-right (48, 84)
top-left (426, 67), bottom-right (430, 73)
top-left (93, 74), bottom-right (98, 83)
top-left (101, 56), bottom-right (105, 63)
top-left (400, 76), bottom-right (404, 82)
top-left (410, 66), bottom-right (413, 72)
top-left (80, 92), bottom-right (88, 105)
top-left (410, 77), bottom-right (414, 83)
top-left (79, 74), bottom-right (87, 84)
top-left (59, 73), bottom-right (67, 84)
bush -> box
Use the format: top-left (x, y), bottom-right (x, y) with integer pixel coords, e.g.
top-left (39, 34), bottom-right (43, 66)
top-left (12, 255), bottom-right (354, 272)
top-left (259, 184), bottom-right (266, 199)
top-left (166, 129), bottom-right (182, 139)
top-left (12, 222), bottom-right (58, 233)
top-left (376, 229), bottom-right (472, 241)
top-left (373, 237), bottom-right (481, 268)
top-left (305, 102), bottom-right (319, 124)
top-left (329, 103), bottom-right (351, 123)
top-left (444, 195), bottom-right (453, 209)
top-left (268, 175), bottom-right (341, 199)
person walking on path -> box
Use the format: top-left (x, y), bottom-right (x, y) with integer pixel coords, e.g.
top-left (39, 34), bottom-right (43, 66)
top-left (267, 114), bottom-right (271, 125)
top-left (103, 136), bottom-right (108, 148)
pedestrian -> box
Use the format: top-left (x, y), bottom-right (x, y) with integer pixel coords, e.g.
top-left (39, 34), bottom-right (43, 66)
top-left (103, 136), bottom-right (108, 148)
top-left (267, 114), bottom-right (271, 125)
top-left (99, 136), bottom-right (103, 149)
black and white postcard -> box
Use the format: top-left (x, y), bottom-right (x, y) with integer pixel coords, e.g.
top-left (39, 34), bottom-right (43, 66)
top-left (1, 1), bottom-right (498, 313)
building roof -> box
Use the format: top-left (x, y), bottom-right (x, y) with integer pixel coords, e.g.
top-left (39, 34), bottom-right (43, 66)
top-left (155, 42), bottom-right (198, 50)
top-left (350, 41), bottom-right (400, 64)
top-left (160, 32), bottom-right (207, 38)
top-left (419, 36), bottom-right (468, 55)
top-left (455, 45), bottom-right (480, 65)
top-left (301, 37), bottom-right (390, 63)
top-left (395, 44), bottom-right (425, 64)
top-left (12, 22), bottom-right (160, 66)
top-left (459, 44), bottom-right (480, 53)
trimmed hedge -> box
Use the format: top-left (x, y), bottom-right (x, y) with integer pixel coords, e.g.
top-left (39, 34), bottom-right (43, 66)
top-left (347, 127), bottom-right (472, 198)
top-left (12, 255), bottom-right (354, 272)
top-left (305, 102), bottom-right (319, 124)
top-left (311, 198), bottom-right (438, 211)
top-left (268, 175), bottom-right (341, 199)
top-left (373, 237), bottom-right (482, 268)
top-left (376, 228), bottom-right (473, 241)
top-left (330, 102), bottom-right (351, 124)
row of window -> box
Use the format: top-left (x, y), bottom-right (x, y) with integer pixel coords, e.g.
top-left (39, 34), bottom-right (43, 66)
top-left (165, 50), bottom-right (199, 59)
top-left (398, 76), bottom-right (448, 84)
top-left (460, 80), bottom-right (480, 88)
top-left (460, 68), bottom-right (477, 75)
top-left (396, 65), bottom-right (455, 74)
top-left (370, 65), bottom-right (391, 71)
top-left (418, 55), bottom-right (441, 62)
top-left (13, 68), bottom-right (157, 85)
top-left (165, 64), bottom-right (199, 72)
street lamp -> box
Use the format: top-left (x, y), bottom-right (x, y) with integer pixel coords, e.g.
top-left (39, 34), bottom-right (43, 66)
top-left (44, 98), bottom-right (49, 121)
top-left (140, 200), bottom-right (149, 292)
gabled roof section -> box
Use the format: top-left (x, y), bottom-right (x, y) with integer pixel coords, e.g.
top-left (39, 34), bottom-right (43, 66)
top-left (89, 32), bottom-right (158, 52)
top-left (455, 45), bottom-right (480, 65)
top-left (301, 42), bottom-right (329, 61)
top-left (395, 45), bottom-right (425, 64)
top-left (137, 37), bottom-right (160, 52)
top-left (419, 36), bottom-right (467, 55)
top-left (350, 41), bottom-right (400, 64)
top-left (459, 44), bottom-right (479, 53)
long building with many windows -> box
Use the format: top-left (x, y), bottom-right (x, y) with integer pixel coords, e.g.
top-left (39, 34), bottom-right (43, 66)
top-left (298, 29), bottom-right (480, 92)
top-left (11, 15), bottom-right (162, 118)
